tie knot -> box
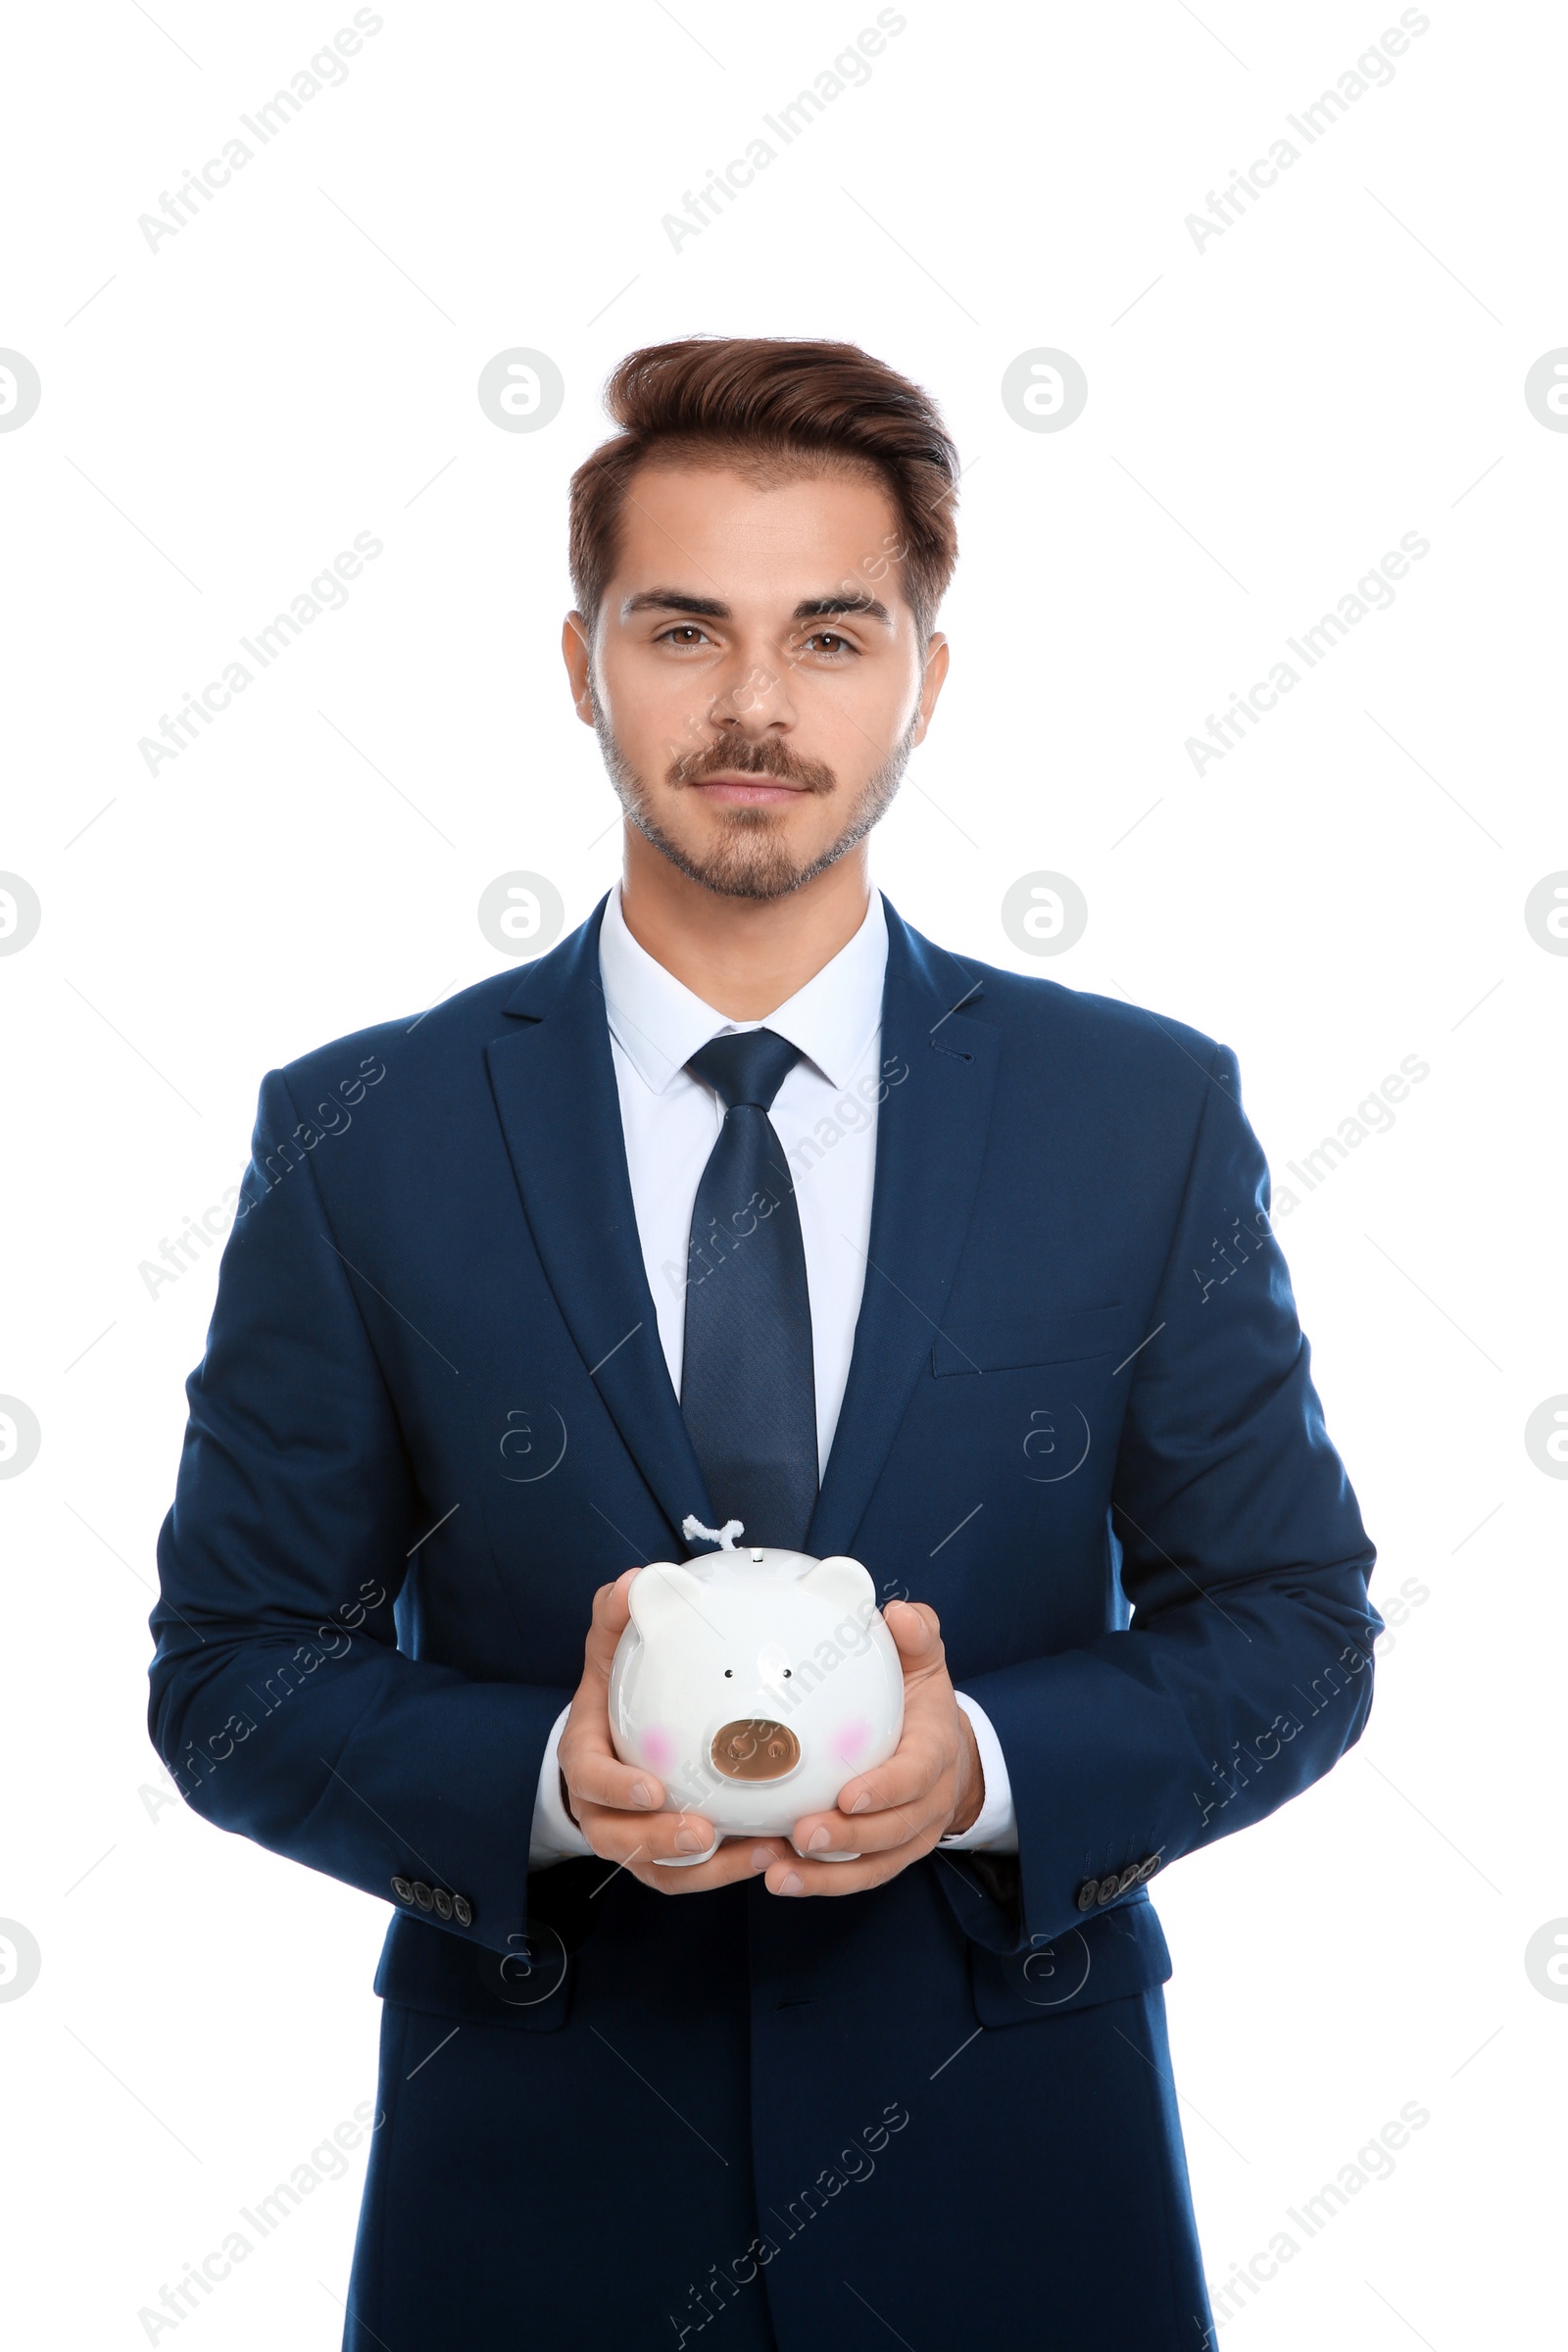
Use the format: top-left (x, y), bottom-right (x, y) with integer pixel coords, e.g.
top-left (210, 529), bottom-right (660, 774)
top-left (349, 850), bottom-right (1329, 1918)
top-left (687, 1027), bottom-right (802, 1113)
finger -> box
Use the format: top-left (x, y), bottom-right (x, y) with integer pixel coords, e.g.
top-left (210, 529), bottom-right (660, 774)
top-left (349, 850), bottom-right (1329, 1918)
top-left (562, 1739), bottom-right (665, 1817)
top-left (580, 1567), bottom-right (640, 1675)
top-left (788, 1791), bottom-right (942, 1857)
top-left (882, 1597), bottom-right (942, 1659)
top-left (828, 1720), bottom-right (950, 1824)
top-left (648, 1837), bottom-right (788, 1895)
top-left (761, 1833), bottom-right (937, 1899)
top-left (789, 1760), bottom-right (955, 1855)
top-left (576, 1799), bottom-right (720, 1865)
top-left (600, 1831), bottom-right (789, 1896)
top-left (646, 1837), bottom-right (786, 1893)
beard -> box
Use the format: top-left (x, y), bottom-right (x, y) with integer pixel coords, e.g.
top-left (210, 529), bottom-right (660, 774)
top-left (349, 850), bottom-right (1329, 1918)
top-left (594, 707), bottom-right (914, 902)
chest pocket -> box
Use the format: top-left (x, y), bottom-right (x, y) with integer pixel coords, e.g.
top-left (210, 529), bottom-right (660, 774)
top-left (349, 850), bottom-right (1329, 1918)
top-left (930, 1303), bottom-right (1127, 1378)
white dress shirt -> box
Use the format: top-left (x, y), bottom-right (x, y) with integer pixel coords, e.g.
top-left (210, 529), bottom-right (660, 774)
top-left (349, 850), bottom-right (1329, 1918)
top-left (528, 886), bottom-right (1018, 1864)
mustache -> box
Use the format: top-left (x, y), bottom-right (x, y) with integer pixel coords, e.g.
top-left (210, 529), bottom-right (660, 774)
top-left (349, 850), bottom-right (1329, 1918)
top-left (667, 737), bottom-right (836, 795)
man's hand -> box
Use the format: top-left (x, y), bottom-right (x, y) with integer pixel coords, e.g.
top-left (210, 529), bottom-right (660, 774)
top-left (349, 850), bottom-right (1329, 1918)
top-left (556, 1569), bottom-right (787, 1894)
top-left (761, 1598), bottom-right (984, 1898)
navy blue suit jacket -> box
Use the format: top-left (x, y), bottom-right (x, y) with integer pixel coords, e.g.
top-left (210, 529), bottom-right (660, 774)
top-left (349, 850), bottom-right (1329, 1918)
top-left (149, 895), bottom-right (1378, 2351)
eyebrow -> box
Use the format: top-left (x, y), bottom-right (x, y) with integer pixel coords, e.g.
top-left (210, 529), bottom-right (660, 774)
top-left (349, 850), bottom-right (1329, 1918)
top-left (620, 588), bottom-right (894, 628)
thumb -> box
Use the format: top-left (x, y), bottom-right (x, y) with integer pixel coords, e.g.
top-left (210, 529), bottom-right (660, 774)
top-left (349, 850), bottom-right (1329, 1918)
top-left (583, 1568), bottom-right (638, 1673)
top-left (884, 1597), bottom-right (942, 1668)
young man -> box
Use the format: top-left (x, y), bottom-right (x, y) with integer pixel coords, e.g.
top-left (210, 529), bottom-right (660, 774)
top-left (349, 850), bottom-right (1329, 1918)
top-left (150, 337), bottom-right (1379, 2350)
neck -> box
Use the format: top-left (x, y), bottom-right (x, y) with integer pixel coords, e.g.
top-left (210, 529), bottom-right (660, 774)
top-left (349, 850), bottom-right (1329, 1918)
top-left (616, 825), bottom-right (872, 1018)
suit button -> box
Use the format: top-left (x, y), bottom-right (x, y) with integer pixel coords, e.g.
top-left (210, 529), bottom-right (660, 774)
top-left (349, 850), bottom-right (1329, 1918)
top-left (411, 1881), bottom-right (434, 1910)
top-left (432, 1888), bottom-right (453, 1920)
top-left (1116, 1862), bottom-right (1142, 1895)
top-left (1075, 1880), bottom-right (1099, 1913)
top-left (1137, 1854), bottom-right (1161, 1883)
top-left (390, 1877), bottom-right (414, 1903)
top-left (453, 1894), bottom-right (473, 1927)
top-left (1096, 1874), bottom-right (1120, 1906)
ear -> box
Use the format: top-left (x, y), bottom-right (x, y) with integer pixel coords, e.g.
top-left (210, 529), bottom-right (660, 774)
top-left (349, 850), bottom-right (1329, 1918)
top-left (797, 1554), bottom-right (876, 1617)
top-left (910, 631), bottom-right (950, 747)
top-left (627, 1560), bottom-right (708, 1639)
top-left (561, 611), bottom-right (597, 728)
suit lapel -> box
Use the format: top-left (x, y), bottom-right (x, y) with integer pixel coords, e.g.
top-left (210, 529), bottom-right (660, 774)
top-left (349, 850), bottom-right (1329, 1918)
top-left (484, 897), bottom-right (717, 1548)
top-left (808, 900), bottom-right (1001, 1558)
top-left (484, 892), bottom-right (1001, 1565)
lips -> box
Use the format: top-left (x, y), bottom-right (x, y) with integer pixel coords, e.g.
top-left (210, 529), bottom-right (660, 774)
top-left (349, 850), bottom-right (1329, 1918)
top-left (688, 775), bottom-right (807, 805)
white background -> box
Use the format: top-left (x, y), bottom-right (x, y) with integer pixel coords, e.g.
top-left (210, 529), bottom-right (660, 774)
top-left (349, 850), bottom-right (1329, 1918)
top-left (2, 2), bottom-right (1564, 2343)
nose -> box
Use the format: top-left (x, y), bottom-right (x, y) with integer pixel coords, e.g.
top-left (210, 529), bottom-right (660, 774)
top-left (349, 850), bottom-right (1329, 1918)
top-left (710, 1719), bottom-right (801, 1781)
top-left (711, 661), bottom-right (795, 731)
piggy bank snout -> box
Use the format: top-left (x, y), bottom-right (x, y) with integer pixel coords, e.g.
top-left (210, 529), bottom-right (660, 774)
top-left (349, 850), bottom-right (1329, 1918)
top-left (710, 1718), bottom-right (802, 1782)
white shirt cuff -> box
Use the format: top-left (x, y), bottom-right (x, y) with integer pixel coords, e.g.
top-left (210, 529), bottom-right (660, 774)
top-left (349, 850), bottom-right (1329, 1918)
top-left (529, 1703), bottom-right (595, 1868)
top-left (940, 1691), bottom-right (1019, 1854)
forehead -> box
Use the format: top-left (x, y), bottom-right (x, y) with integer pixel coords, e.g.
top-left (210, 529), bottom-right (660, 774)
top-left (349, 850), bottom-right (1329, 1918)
top-left (610, 460), bottom-right (906, 612)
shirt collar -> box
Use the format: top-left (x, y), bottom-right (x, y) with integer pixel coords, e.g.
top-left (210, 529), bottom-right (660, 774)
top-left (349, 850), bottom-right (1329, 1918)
top-left (598, 883), bottom-right (888, 1097)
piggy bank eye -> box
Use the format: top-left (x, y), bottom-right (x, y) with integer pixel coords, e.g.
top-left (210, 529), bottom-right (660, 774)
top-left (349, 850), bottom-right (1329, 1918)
top-left (724, 1668), bottom-right (733, 1678)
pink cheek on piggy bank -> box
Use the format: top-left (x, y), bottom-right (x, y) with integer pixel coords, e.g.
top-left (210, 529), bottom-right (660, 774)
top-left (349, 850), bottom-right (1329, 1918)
top-left (832, 1717), bottom-right (869, 1764)
top-left (639, 1726), bottom-right (677, 1773)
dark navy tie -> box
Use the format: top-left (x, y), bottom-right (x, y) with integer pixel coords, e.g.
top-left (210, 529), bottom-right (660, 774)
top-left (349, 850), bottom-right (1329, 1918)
top-left (680, 1028), bottom-right (818, 1551)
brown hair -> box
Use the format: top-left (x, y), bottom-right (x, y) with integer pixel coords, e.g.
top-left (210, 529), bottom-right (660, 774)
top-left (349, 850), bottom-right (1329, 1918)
top-left (568, 336), bottom-right (959, 641)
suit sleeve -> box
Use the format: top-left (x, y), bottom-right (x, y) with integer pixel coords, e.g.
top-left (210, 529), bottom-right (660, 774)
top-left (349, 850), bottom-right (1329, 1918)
top-left (941, 1044), bottom-right (1380, 1958)
top-left (147, 1068), bottom-right (572, 1956)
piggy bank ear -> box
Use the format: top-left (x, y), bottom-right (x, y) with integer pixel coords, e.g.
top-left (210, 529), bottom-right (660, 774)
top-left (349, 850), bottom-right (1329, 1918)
top-left (627, 1560), bottom-right (708, 1640)
top-left (797, 1553), bottom-right (876, 1616)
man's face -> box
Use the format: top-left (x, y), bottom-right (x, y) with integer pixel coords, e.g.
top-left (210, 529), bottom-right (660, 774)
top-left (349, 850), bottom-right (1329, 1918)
top-left (564, 461), bottom-right (948, 901)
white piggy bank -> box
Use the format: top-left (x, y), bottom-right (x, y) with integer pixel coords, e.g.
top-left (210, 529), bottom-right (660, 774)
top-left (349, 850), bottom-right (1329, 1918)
top-left (608, 1542), bottom-right (905, 1848)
